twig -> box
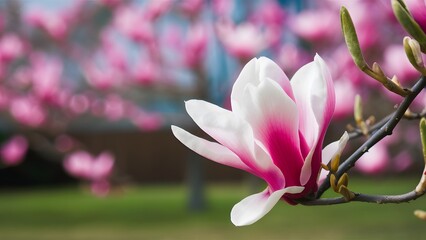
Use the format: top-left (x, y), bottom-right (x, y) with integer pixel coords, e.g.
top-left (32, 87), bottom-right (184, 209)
top-left (317, 76), bottom-right (426, 198)
top-left (348, 103), bottom-right (426, 140)
top-left (302, 190), bottom-right (424, 206)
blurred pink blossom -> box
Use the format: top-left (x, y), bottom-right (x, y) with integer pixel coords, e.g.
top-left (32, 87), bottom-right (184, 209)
top-left (144, 0), bottom-right (173, 20)
top-left (100, 31), bottom-right (128, 71)
top-left (216, 21), bottom-right (270, 60)
top-left (383, 44), bottom-right (421, 84)
top-left (131, 111), bottom-right (164, 131)
top-left (0, 87), bottom-right (11, 109)
top-left (10, 96), bottom-right (46, 127)
top-left (290, 10), bottom-right (339, 43)
top-left (355, 141), bottom-right (389, 174)
top-left (0, 34), bottom-right (25, 62)
top-left (393, 151), bottom-right (413, 172)
top-left (114, 7), bottom-right (154, 43)
top-left (179, 0), bottom-right (204, 17)
top-left (0, 135), bottom-right (28, 166)
top-left (333, 80), bottom-right (357, 119)
top-left (132, 59), bottom-right (158, 85)
top-left (103, 95), bottom-right (127, 121)
top-left (69, 94), bottom-right (90, 115)
top-left (30, 54), bottom-right (63, 103)
top-left (277, 44), bottom-right (310, 75)
top-left (84, 62), bottom-right (122, 90)
top-left (182, 24), bottom-right (208, 68)
top-left (211, 0), bottom-right (234, 17)
top-left (255, 0), bottom-right (286, 27)
top-left (99, 0), bottom-right (122, 8)
top-left (64, 151), bottom-right (114, 182)
top-left (26, 9), bottom-right (68, 41)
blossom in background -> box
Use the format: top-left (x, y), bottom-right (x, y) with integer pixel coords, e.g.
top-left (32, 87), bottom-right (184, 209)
top-left (383, 44), bottom-right (421, 84)
top-left (64, 151), bottom-right (115, 196)
top-left (26, 9), bottom-right (68, 41)
top-left (290, 10), bottom-right (339, 44)
top-left (172, 55), bottom-right (347, 226)
top-left (355, 141), bottom-right (389, 174)
top-left (0, 34), bottom-right (25, 62)
top-left (0, 135), bottom-right (28, 166)
top-left (10, 96), bottom-right (46, 127)
top-left (182, 23), bottom-right (208, 68)
top-left (30, 53), bottom-right (63, 103)
top-left (216, 20), bottom-right (271, 61)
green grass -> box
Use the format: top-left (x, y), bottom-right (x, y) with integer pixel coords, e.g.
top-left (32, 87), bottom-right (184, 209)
top-left (0, 178), bottom-right (425, 240)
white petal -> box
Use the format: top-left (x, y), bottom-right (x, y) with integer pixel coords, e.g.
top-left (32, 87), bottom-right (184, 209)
top-left (185, 99), bottom-right (254, 157)
top-left (300, 149), bottom-right (314, 186)
top-left (257, 57), bottom-right (293, 99)
top-left (184, 100), bottom-right (280, 176)
top-left (231, 57), bottom-right (293, 118)
top-left (241, 78), bottom-right (299, 146)
top-left (318, 132), bottom-right (349, 184)
top-left (171, 125), bottom-right (253, 173)
top-left (321, 131), bottom-right (349, 165)
top-left (231, 58), bottom-right (258, 115)
top-left (231, 186), bottom-right (304, 226)
top-left (290, 54), bottom-right (334, 148)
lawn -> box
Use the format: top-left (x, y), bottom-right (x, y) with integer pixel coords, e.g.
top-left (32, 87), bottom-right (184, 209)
top-left (0, 177), bottom-right (425, 240)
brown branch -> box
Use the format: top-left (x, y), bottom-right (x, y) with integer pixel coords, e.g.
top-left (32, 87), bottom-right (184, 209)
top-left (301, 190), bottom-right (424, 206)
top-left (317, 76), bottom-right (426, 198)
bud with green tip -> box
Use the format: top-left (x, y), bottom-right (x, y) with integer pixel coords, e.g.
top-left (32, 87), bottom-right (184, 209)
top-left (415, 118), bottom-right (426, 194)
top-left (340, 6), bottom-right (409, 96)
top-left (392, 0), bottom-right (426, 52)
top-left (403, 37), bottom-right (426, 75)
top-left (420, 118), bottom-right (426, 163)
top-left (340, 7), bottom-right (368, 70)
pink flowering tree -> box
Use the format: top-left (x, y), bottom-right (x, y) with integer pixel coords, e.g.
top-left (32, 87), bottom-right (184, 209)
top-left (173, 0), bottom-right (426, 225)
top-left (0, 1), bottom-right (198, 195)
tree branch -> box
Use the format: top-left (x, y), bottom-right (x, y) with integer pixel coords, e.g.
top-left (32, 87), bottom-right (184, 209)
top-left (348, 110), bottom-right (426, 140)
top-left (317, 76), bottom-right (426, 198)
top-left (302, 190), bottom-right (424, 206)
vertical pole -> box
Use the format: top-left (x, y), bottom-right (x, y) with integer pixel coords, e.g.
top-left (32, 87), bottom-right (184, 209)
top-left (187, 154), bottom-right (206, 211)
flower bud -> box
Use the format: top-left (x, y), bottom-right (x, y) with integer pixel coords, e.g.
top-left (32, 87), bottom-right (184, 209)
top-left (330, 174), bottom-right (338, 192)
top-left (331, 154), bottom-right (340, 173)
top-left (337, 173), bottom-right (349, 189)
top-left (392, 0), bottom-right (426, 52)
top-left (403, 37), bottom-right (426, 75)
top-left (416, 118), bottom-right (426, 194)
top-left (340, 7), bottom-right (367, 70)
top-left (338, 185), bottom-right (355, 201)
top-left (414, 209), bottom-right (426, 221)
top-left (420, 118), bottom-right (426, 163)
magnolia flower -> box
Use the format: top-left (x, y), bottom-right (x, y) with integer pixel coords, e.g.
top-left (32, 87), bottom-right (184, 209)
top-left (172, 55), bottom-right (347, 226)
